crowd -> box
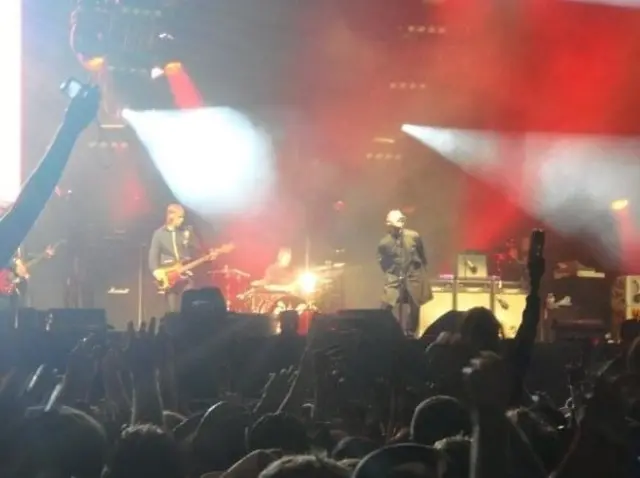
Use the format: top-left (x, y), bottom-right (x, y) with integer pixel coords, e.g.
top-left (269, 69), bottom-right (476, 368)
top-left (1, 86), bottom-right (639, 478)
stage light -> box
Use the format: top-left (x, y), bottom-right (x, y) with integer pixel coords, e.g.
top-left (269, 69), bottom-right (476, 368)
top-left (404, 25), bottom-right (446, 35)
top-left (123, 107), bottom-right (275, 216)
top-left (83, 56), bottom-right (106, 72)
top-left (298, 271), bottom-right (318, 295)
top-left (390, 82), bottom-right (428, 90)
top-left (611, 199), bottom-right (629, 211)
top-left (150, 66), bottom-right (164, 79)
top-left (164, 61), bottom-right (183, 75)
top-left (373, 137), bottom-right (396, 144)
top-left (0, 0), bottom-right (22, 203)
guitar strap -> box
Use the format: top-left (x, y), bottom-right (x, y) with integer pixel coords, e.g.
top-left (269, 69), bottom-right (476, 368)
top-left (171, 229), bottom-right (180, 262)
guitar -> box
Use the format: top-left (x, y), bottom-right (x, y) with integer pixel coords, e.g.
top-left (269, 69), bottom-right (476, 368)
top-left (0, 241), bottom-right (64, 295)
top-left (155, 243), bottom-right (235, 292)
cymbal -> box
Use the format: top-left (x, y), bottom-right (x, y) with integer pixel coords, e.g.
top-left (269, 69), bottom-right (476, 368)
top-left (310, 263), bottom-right (346, 274)
top-left (210, 268), bottom-right (250, 278)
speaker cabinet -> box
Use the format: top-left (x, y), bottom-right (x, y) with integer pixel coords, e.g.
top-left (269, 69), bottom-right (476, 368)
top-left (90, 239), bottom-right (166, 330)
top-left (611, 276), bottom-right (640, 340)
top-left (612, 275), bottom-right (640, 309)
top-left (456, 285), bottom-right (491, 312)
top-left (419, 281), bottom-right (454, 337)
top-left (493, 289), bottom-right (526, 338)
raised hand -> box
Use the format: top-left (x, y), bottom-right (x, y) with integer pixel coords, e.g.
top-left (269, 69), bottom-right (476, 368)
top-left (64, 335), bottom-right (100, 402)
top-left (63, 84), bottom-right (100, 135)
top-left (464, 351), bottom-right (511, 412)
top-left (255, 367), bottom-right (297, 415)
top-left (124, 318), bottom-right (158, 378)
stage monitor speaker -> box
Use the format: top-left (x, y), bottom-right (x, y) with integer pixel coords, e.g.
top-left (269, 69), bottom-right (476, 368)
top-left (181, 287), bottom-right (226, 315)
top-left (419, 290), bottom-right (454, 338)
top-left (493, 290), bottom-right (526, 338)
top-left (329, 309), bottom-right (404, 340)
top-left (456, 252), bottom-right (488, 279)
top-left (46, 308), bottom-right (107, 332)
top-left (224, 313), bottom-right (278, 337)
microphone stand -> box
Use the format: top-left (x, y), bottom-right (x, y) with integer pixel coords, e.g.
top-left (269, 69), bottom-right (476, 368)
top-left (396, 228), bottom-right (409, 337)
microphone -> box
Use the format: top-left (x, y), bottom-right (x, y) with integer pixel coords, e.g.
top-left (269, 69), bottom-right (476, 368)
top-left (496, 297), bottom-right (509, 310)
top-left (465, 259), bottom-right (478, 274)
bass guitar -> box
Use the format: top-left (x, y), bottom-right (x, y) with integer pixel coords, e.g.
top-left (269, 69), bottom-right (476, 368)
top-left (155, 243), bottom-right (235, 292)
top-left (0, 241), bottom-right (64, 295)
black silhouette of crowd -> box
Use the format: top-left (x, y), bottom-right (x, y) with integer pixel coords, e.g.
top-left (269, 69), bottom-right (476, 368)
top-left (1, 86), bottom-right (639, 478)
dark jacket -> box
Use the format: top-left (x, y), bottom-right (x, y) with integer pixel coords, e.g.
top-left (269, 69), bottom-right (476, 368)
top-left (377, 228), bottom-right (433, 306)
top-left (148, 225), bottom-right (199, 272)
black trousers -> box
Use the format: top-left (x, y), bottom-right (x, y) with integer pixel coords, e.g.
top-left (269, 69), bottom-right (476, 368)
top-left (165, 278), bottom-right (194, 314)
top-left (382, 290), bottom-right (420, 337)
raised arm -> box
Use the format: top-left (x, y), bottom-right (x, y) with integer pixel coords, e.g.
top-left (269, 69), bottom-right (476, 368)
top-left (508, 230), bottom-right (545, 406)
top-left (0, 86), bottom-right (99, 267)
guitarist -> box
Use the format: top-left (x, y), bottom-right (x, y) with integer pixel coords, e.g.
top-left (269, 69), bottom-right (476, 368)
top-left (10, 247), bottom-right (30, 307)
top-left (0, 245), bottom-right (55, 309)
top-left (149, 204), bottom-right (203, 312)
top-left (0, 248), bottom-right (27, 310)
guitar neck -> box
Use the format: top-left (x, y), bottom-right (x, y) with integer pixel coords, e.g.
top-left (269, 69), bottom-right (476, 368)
top-left (23, 242), bottom-right (61, 269)
top-left (25, 253), bottom-right (48, 269)
top-left (179, 254), bottom-right (215, 273)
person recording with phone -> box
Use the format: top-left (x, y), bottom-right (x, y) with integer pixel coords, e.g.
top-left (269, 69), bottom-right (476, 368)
top-left (377, 210), bottom-right (433, 337)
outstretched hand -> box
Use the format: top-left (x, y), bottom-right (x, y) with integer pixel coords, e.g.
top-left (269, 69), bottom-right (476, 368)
top-left (65, 335), bottom-right (100, 401)
top-left (63, 84), bottom-right (100, 135)
top-left (464, 351), bottom-right (511, 412)
top-left (259, 367), bottom-right (297, 409)
top-left (124, 318), bottom-right (158, 378)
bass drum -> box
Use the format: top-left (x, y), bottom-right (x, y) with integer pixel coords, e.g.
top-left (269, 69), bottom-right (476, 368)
top-left (258, 294), bottom-right (316, 335)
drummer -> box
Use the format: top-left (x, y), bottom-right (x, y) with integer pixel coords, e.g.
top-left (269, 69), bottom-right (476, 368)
top-left (264, 247), bottom-right (296, 287)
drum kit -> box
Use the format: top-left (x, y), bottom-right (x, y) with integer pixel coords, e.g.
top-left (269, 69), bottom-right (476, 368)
top-left (209, 262), bottom-right (346, 323)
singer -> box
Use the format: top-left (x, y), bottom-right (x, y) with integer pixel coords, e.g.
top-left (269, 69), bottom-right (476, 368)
top-left (377, 210), bottom-right (433, 337)
top-left (149, 203), bottom-right (203, 313)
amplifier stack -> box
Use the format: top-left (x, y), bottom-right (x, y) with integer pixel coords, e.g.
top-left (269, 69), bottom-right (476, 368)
top-left (419, 252), bottom-right (526, 338)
